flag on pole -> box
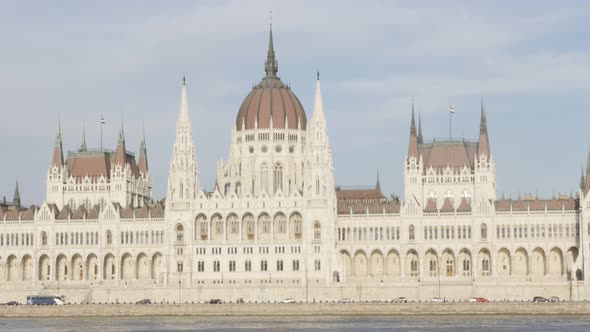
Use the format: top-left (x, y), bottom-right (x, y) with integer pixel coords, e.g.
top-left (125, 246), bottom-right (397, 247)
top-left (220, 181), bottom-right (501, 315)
top-left (101, 115), bottom-right (106, 124)
top-left (449, 104), bottom-right (455, 113)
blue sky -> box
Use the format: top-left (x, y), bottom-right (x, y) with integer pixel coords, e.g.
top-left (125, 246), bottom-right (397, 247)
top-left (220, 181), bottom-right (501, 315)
top-left (1, 1), bottom-right (590, 205)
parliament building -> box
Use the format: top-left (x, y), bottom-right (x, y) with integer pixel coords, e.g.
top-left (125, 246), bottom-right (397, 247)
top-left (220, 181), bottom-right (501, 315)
top-left (0, 28), bottom-right (589, 303)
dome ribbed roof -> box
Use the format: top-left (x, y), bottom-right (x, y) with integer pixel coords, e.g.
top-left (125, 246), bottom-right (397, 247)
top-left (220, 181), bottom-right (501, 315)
top-left (235, 27), bottom-right (307, 131)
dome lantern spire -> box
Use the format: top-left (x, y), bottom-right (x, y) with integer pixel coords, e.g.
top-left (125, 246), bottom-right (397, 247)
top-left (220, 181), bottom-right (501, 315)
top-left (264, 23), bottom-right (278, 78)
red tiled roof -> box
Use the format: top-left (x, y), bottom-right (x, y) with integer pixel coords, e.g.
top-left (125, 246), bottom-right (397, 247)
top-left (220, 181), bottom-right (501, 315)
top-left (65, 150), bottom-right (140, 179)
top-left (419, 141), bottom-right (478, 169)
top-left (494, 196), bottom-right (578, 211)
top-left (457, 198), bottom-right (472, 212)
top-left (440, 198), bottom-right (454, 213)
top-left (424, 199), bottom-right (438, 213)
top-left (336, 189), bottom-right (386, 201)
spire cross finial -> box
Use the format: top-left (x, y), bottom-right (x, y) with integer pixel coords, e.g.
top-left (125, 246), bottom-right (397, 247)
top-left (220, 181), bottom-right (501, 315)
top-left (317, 69), bottom-right (320, 80)
top-left (183, 75), bottom-right (186, 85)
top-left (270, 9), bottom-right (272, 28)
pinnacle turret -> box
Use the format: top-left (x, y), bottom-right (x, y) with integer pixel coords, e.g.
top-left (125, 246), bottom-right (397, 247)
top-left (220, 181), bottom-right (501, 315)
top-left (376, 172), bottom-right (381, 191)
top-left (138, 128), bottom-right (149, 175)
top-left (417, 112), bottom-right (423, 144)
top-left (79, 126), bottom-right (87, 152)
top-left (13, 180), bottom-right (20, 208)
top-left (408, 102), bottom-right (418, 158)
top-left (264, 24), bottom-right (279, 78)
top-left (51, 118), bottom-right (64, 169)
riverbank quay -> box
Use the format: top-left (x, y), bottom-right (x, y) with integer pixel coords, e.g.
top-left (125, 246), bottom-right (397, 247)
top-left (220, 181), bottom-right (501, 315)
top-left (1, 302), bottom-right (590, 317)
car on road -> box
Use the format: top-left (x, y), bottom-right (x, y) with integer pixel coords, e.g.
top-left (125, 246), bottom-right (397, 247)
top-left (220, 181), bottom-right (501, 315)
top-left (281, 298), bottom-right (296, 304)
top-left (532, 296), bottom-right (548, 303)
top-left (209, 299), bottom-right (222, 304)
top-left (430, 297), bottom-right (445, 303)
top-left (4, 301), bottom-right (19, 306)
top-left (548, 296), bottom-right (560, 302)
top-left (469, 297), bottom-right (489, 303)
top-left (393, 297), bottom-right (408, 303)
top-left (136, 299), bottom-right (151, 304)
top-left (338, 298), bottom-right (352, 304)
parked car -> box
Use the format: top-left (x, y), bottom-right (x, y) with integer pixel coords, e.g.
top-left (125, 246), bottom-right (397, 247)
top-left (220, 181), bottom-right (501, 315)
top-left (393, 297), bottom-right (408, 303)
top-left (430, 297), bottom-right (445, 303)
top-left (281, 298), bottom-right (296, 304)
top-left (236, 298), bottom-right (245, 304)
top-left (469, 297), bottom-right (489, 303)
top-left (548, 296), bottom-right (560, 303)
top-left (4, 301), bottom-right (19, 306)
top-left (338, 298), bottom-right (352, 304)
top-left (532, 296), bottom-right (548, 303)
top-left (209, 299), bottom-right (222, 304)
top-left (136, 299), bottom-right (151, 304)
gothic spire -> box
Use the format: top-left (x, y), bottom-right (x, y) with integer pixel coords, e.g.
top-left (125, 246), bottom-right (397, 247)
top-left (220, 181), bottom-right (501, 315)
top-left (410, 102), bottom-right (416, 135)
top-left (179, 76), bottom-right (189, 122)
top-left (480, 97), bottom-right (487, 133)
top-left (79, 125), bottom-right (87, 152)
top-left (51, 117), bottom-right (64, 169)
top-left (376, 171), bottom-right (381, 191)
top-left (13, 180), bottom-right (20, 208)
top-left (138, 127), bottom-right (149, 174)
top-left (115, 115), bottom-right (127, 166)
top-left (478, 99), bottom-right (490, 158)
top-left (417, 112), bottom-right (423, 144)
top-left (586, 145), bottom-right (590, 178)
top-left (264, 24), bottom-right (278, 78)
top-left (408, 102), bottom-right (418, 158)
top-left (118, 115), bottom-right (125, 145)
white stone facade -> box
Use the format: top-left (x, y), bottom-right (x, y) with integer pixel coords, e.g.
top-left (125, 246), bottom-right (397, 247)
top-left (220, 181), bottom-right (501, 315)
top-left (0, 30), bottom-right (589, 304)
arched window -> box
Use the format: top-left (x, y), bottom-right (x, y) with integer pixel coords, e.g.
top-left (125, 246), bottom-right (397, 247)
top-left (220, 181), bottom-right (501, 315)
top-left (41, 231), bottom-right (47, 246)
top-left (261, 163), bottom-right (269, 192)
top-left (481, 223), bottom-right (487, 240)
top-left (106, 230), bottom-right (112, 245)
top-left (176, 224), bottom-right (184, 242)
top-left (313, 221), bottom-right (321, 240)
top-left (273, 163), bottom-right (283, 193)
top-left (409, 225), bottom-right (415, 240)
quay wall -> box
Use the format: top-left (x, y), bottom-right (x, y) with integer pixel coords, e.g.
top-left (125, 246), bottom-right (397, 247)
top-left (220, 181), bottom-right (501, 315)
top-left (1, 302), bottom-right (590, 317)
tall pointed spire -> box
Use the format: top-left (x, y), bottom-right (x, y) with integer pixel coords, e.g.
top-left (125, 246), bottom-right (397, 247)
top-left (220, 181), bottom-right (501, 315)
top-left (79, 125), bottom-right (87, 152)
top-left (115, 115), bottom-right (126, 166)
top-left (51, 117), bottom-right (64, 169)
top-left (408, 102), bottom-right (418, 158)
top-left (264, 23), bottom-right (278, 78)
top-left (13, 180), bottom-right (20, 208)
top-left (138, 127), bottom-right (149, 175)
top-left (179, 76), bottom-right (189, 122)
top-left (586, 145), bottom-right (590, 178)
top-left (312, 69), bottom-right (325, 122)
top-left (417, 112), bottom-right (423, 144)
top-left (478, 98), bottom-right (490, 158)
top-left (376, 171), bottom-right (381, 191)
top-left (118, 115), bottom-right (125, 145)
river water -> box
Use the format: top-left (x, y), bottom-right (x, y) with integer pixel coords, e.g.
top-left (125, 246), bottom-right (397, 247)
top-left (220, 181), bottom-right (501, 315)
top-left (1, 315), bottom-right (590, 331)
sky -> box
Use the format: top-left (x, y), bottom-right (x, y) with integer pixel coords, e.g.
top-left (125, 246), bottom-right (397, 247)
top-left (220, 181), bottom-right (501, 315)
top-left (1, 0), bottom-right (590, 205)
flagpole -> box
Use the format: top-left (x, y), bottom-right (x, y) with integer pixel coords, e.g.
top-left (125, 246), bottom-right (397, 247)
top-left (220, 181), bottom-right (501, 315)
top-left (100, 115), bottom-right (103, 152)
top-left (449, 104), bottom-right (454, 140)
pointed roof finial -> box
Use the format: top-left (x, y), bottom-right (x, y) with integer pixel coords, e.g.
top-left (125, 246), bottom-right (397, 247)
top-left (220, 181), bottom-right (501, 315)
top-left (118, 114), bottom-right (125, 145)
top-left (586, 145), bottom-right (590, 178)
top-left (417, 112), bottom-right (423, 144)
top-left (264, 20), bottom-right (278, 78)
top-left (317, 69), bottom-right (320, 81)
top-left (480, 97), bottom-right (487, 132)
top-left (182, 75), bottom-right (186, 86)
top-left (80, 124), bottom-right (87, 152)
top-left (376, 171), bottom-right (381, 191)
top-left (13, 180), bottom-right (20, 208)
top-left (410, 101), bottom-right (416, 135)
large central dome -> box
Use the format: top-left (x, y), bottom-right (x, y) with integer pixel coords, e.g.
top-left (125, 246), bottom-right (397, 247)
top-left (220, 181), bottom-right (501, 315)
top-left (235, 28), bottom-right (307, 131)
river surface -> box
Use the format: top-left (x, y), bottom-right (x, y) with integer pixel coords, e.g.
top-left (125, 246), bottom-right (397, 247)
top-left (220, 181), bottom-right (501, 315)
top-left (1, 315), bottom-right (590, 331)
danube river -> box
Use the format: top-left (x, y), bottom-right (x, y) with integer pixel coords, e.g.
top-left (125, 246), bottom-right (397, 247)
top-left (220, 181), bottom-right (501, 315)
top-left (1, 315), bottom-right (590, 331)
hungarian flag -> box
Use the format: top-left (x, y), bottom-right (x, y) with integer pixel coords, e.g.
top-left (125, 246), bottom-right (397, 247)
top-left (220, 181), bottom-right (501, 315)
top-left (101, 115), bottom-right (106, 124)
top-left (449, 105), bottom-right (455, 113)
